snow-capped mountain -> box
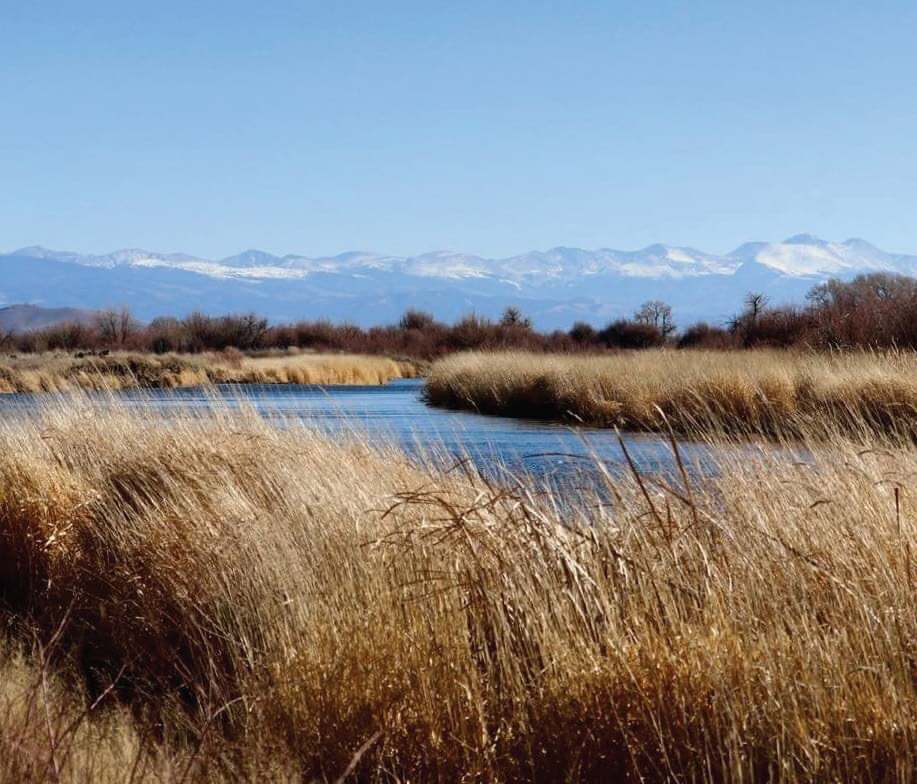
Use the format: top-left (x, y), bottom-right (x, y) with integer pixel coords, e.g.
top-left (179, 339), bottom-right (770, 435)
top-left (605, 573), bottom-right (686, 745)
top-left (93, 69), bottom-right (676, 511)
top-left (729, 234), bottom-right (916, 277)
top-left (2, 235), bottom-right (915, 329)
top-left (13, 246), bottom-right (208, 269)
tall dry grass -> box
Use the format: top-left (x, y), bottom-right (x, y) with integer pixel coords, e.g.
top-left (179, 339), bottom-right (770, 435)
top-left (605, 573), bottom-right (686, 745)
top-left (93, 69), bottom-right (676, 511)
top-left (0, 644), bottom-right (249, 783)
top-left (424, 349), bottom-right (917, 439)
top-left (0, 350), bottom-right (417, 394)
top-left (0, 397), bottom-right (913, 781)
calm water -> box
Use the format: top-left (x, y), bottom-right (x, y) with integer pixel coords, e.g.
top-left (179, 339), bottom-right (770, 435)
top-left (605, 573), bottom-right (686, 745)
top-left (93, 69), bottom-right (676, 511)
top-left (0, 379), bottom-right (787, 486)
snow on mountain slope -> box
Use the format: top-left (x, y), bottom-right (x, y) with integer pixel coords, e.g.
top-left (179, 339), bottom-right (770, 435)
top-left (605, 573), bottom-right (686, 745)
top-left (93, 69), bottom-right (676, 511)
top-left (402, 252), bottom-right (492, 279)
top-left (11, 246), bottom-right (208, 270)
top-left (728, 235), bottom-right (917, 277)
top-left (132, 257), bottom-right (309, 280)
top-left (9, 235), bottom-right (917, 282)
top-left (15, 234), bottom-right (914, 282)
top-left (3, 235), bottom-right (915, 328)
top-left (592, 244), bottom-right (737, 278)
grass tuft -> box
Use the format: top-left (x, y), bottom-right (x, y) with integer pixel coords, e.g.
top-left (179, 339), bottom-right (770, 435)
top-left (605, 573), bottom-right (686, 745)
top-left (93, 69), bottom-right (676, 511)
top-left (424, 349), bottom-right (917, 439)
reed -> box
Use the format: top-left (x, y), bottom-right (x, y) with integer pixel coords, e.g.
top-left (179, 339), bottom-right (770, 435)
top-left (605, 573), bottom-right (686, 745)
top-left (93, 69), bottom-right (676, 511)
top-left (424, 349), bottom-right (917, 439)
top-left (0, 350), bottom-right (417, 394)
top-left (0, 397), bottom-right (913, 781)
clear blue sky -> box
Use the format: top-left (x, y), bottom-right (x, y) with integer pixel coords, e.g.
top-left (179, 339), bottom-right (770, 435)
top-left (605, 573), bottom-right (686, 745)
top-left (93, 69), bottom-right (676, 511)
top-left (2, 1), bottom-right (916, 258)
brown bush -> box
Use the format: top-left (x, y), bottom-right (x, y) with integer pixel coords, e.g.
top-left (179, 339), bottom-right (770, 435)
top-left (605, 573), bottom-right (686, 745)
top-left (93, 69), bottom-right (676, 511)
top-left (598, 319), bottom-right (665, 349)
top-left (676, 321), bottom-right (733, 349)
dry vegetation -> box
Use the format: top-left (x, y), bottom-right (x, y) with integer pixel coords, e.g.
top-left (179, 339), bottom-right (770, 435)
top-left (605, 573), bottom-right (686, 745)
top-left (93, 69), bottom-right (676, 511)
top-left (0, 396), bottom-right (913, 781)
top-left (424, 349), bottom-right (917, 439)
top-left (0, 350), bottom-right (418, 394)
top-left (0, 646), bottom-right (217, 783)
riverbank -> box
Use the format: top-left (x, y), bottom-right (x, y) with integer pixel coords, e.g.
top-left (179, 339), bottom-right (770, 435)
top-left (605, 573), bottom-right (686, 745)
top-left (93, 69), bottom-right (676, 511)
top-left (0, 397), bottom-right (912, 781)
top-left (424, 349), bottom-right (917, 439)
top-left (0, 350), bottom-right (420, 393)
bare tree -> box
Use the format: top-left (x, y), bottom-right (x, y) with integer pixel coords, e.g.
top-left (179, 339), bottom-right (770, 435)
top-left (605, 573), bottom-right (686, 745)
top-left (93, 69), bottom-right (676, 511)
top-left (743, 293), bottom-right (769, 324)
top-left (228, 313), bottom-right (268, 350)
top-left (500, 306), bottom-right (532, 329)
top-left (95, 307), bottom-right (138, 347)
top-left (398, 309), bottom-right (436, 331)
top-left (634, 300), bottom-right (675, 337)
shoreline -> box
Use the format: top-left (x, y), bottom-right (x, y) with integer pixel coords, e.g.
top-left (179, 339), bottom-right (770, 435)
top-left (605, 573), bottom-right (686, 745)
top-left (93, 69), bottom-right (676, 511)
top-left (0, 350), bottom-right (423, 394)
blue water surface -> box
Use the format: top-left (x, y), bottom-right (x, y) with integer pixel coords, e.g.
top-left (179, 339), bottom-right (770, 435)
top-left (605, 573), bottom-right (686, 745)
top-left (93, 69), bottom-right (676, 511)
top-left (0, 379), bottom-right (790, 489)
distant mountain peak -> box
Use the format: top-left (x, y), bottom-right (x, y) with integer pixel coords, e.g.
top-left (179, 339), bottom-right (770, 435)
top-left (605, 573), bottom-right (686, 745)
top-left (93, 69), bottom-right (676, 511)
top-left (641, 243), bottom-right (670, 255)
top-left (11, 245), bottom-right (79, 260)
top-left (729, 240), bottom-right (768, 255)
top-left (783, 233), bottom-right (826, 245)
top-left (221, 249), bottom-right (283, 267)
top-left (842, 237), bottom-right (878, 249)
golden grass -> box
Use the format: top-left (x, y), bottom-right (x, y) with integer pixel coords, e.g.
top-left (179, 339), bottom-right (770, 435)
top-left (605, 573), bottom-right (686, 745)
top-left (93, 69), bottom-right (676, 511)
top-left (0, 395), bottom-right (913, 781)
top-left (0, 350), bottom-right (418, 394)
top-left (424, 349), bottom-right (917, 439)
top-left (0, 641), bottom-right (299, 783)
top-left (0, 646), bottom-right (186, 783)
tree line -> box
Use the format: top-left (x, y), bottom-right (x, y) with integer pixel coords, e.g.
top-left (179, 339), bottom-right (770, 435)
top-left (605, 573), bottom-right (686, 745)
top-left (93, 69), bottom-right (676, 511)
top-left (2, 272), bottom-right (915, 357)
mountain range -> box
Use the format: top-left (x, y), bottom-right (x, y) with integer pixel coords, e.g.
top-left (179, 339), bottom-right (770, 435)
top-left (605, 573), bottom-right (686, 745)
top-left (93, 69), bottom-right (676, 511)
top-left (2, 234), bottom-right (915, 329)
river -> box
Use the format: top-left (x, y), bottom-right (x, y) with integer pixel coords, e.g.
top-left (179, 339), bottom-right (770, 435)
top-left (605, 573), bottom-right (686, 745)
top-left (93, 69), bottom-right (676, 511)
top-left (0, 378), bottom-right (788, 486)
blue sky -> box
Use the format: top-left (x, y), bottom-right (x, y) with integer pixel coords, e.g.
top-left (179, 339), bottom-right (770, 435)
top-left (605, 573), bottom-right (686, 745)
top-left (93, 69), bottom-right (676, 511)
top-left (2, 1), bottom-right (916, 258)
